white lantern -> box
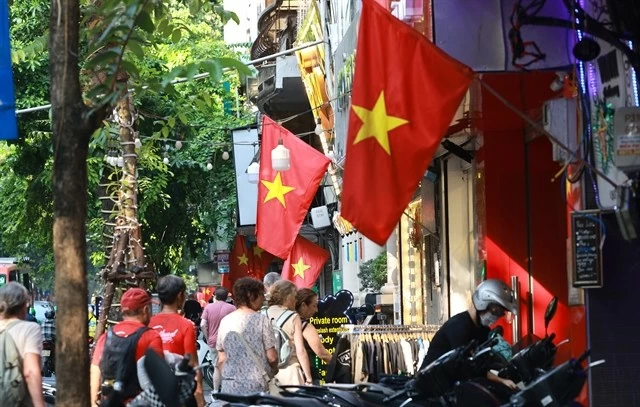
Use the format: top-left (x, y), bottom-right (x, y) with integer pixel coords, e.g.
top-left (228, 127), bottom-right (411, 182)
top-left (175, 140), bottom-right (183, 150)
top-left (222, 151), bottom-right (230, 161)
top-left (314, 118), bottom-right (323, 136)
top-left (163, 156), bottom-right (169, 165)
top-left (271, 139), bottom-right (290, 171)
top-left (206, 162), bottom-right (213, 171)
top-left (247, 161), bottom-right (260, 184)
top-left (134, 138), bottom-right (142, 149)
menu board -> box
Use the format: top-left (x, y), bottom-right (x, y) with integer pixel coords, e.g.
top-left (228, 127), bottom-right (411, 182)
top-left (571, 211), bottom-right (603, 288)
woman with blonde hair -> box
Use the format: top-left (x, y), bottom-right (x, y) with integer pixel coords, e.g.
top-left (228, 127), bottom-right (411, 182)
top-left (264, 280), bottom-right (313, 390)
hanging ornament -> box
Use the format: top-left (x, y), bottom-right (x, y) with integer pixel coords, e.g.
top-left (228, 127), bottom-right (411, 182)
top-left (163, 153), bottom-right (170, 165)
top-left (222, 151), bottom-right (230, 160)
top-left (206, 160), bottom-right (213, 171)
top-left (175, 140), bottom-right (183, 150)
top-left (134, 138), bottom-right (142, 149)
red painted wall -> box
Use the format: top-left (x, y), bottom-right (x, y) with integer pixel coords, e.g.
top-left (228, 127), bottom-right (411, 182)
top-left (477, 73), bottom-right (588, 403)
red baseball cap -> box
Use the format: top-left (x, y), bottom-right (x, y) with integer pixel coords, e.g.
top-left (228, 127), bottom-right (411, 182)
top-left (121, 288), bottom-right (151, 312)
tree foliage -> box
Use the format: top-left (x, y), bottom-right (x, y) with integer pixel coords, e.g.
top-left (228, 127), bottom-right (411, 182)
top-left (358, 252), bottom-right (388, 292)
top-left (1, 0), bottom-right (252, 290)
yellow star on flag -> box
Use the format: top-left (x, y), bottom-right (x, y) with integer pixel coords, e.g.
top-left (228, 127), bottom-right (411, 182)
top-left (238, 253), bottom-right (249, 266)
top-left (292, 257), bottom-right (311, 279)
top-left (261, 172), bottom-right (295, 207)
top-left (253, 246), bottom-right (264, 257)
top-left (351, 91), bottom-right (409, 155)
top-left (204, 288), bottom-right (211, 295)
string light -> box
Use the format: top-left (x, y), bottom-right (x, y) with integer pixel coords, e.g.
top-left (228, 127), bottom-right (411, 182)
top-left (247, 161), bottom-right (260, 184)
top-left (163, 153), bottom-right (169, 165)
top-left (206, 160), bottom-right (213, 171)
top-left (314, 117), bottom-right (323, 136)
top-left (271, 139), bottom-right (290, 171)
top-left (175, 140), bottom-right (183, 150)
top-left (222, 151), bottom-right (230, 160)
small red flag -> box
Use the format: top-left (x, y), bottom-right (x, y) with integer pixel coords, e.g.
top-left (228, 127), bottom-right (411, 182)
top-left (220, 234), bottom-right (251, 290)
top-left (341, 0), bottom-right (473, 245)
top-left (256, 116), bottom-right (331, 259)
top-left (197, 286), bottom-right (214, 306)
top-left (282, 235), bottom-right (329, 288)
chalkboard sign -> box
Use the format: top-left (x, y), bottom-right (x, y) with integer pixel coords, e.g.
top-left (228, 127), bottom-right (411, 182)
top-left (571, 211), bottom-right (603, 288)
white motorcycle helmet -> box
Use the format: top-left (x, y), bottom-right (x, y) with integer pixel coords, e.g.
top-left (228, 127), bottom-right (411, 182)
top-left (472, 279), bottom-right (518, 315)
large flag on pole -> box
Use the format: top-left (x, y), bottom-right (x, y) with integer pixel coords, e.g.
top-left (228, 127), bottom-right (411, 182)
top-left (340, 0), bottom-right (474, 245)
top-left (256, 116), bottom-right (331, 259)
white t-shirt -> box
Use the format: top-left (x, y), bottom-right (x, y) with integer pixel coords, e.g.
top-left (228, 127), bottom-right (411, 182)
top-left (0, 318), bottom-right (43, 357)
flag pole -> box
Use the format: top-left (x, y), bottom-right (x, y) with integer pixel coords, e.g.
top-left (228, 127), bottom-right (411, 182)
top-left (477, 77), bottom-right (619, 189)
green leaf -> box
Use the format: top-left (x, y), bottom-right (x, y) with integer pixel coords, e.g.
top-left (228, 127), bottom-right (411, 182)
top-left (186, 63), bottom-right (199, 81)
top-left (84, 49), bottom-right (120, 69)
top-left (202, 92), bottom-right (212, 107)
top-left (199, 60), bottom-right (222, 82)
top-left (171, 29), bottom-right (182, 44)
top-left (168, 117), bottom-right (176, 128)
top-left (127, 40), bottom-right (145, 59)
top-left (178, 112), bottom-right (188, 125)
top-left (120, 59), bottom-right (140, 78)
top-left (161, 126), bottom-right (170, 138)
top-left (136, 11), bottom-right (155, 33)
top-left (217, 57), bottom-right (252, 77)
top-left (156, 18), bottom-right (169, 34)
top-left (194, 99), bottom-right (207, 112)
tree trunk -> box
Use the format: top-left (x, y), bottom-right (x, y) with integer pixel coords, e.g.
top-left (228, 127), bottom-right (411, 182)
top-left (50, 0), bottom-right (103, 404)
top-left (95, 91), bottom-right (153, 341)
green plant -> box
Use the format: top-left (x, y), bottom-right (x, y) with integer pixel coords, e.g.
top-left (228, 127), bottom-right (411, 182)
top-left (358, 252), bottom-right (387, 292)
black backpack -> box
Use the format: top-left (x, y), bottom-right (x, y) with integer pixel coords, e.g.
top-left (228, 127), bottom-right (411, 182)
top-left (100, 326), bottom-right (148, 401)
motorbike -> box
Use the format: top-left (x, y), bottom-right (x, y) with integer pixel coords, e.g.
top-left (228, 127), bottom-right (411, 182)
top-left (42, 340), bottom-right (55, 377)
top-left (196, 330), bottom-right (215, 390)
top-left (498, 297), bottom-right (569, 387)
top-left (43, 377), bottom-right (56, 407)
top-left (507, 350), bottom-right (604, 407)
top-left (212, 338), bottom-right (503, 407)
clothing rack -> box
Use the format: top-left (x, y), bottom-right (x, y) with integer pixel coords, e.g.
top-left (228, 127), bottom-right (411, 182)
top-left (342, 324), bottom-right (441, 336)
top-left (327, 324), bottom-right (442, 385)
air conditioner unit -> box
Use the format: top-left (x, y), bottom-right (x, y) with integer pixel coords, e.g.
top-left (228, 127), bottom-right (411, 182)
top-left (543, 98), bottom-right (578, 163)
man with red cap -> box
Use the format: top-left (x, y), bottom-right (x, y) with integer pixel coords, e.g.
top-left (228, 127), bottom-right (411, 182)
top-left (90, 288), bottom-right (163, 405)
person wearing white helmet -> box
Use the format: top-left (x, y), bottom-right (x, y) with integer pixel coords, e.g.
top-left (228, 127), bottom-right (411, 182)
top-left (421, 279), bottom-right (518, 369)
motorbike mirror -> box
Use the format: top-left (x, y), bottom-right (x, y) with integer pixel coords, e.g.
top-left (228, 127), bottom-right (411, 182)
top-left (544, 297), bottom-right (558, 332)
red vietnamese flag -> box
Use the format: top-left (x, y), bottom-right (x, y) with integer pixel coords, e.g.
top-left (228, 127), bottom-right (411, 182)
top-left (341, 0), bottom-right (473, 245)
top-left (248, 243), bottom-right (274, 281)
top-left (256, 116), bottom-right (331, 259)
top-left (282, 235), bottom-right (329, 288)
top-left (220, 234), bottom-right (251, 290)
top-left (198, 286), bottom-right (214, 306)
